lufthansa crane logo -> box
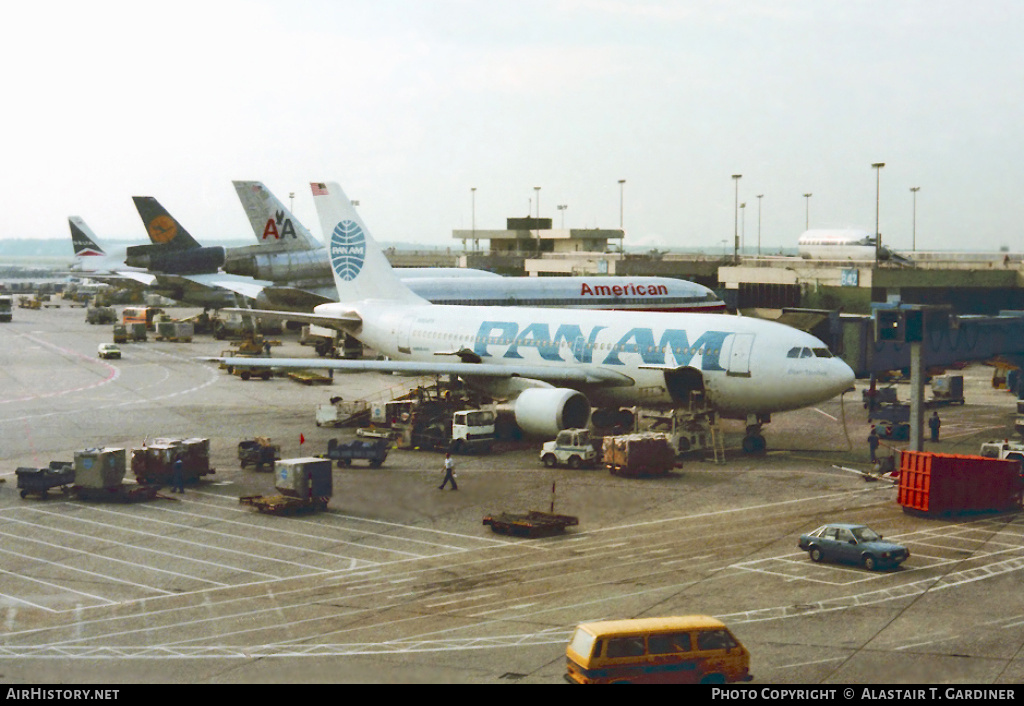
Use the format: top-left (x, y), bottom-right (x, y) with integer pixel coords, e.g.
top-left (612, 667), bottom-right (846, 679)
top-left (330, 220), bottom-right (366, 281)
top-left (147, 215), bottom-right (178, 244)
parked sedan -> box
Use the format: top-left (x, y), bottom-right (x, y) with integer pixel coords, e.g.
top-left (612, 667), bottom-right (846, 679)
top-left (798, 523), bottom-right (909, 570)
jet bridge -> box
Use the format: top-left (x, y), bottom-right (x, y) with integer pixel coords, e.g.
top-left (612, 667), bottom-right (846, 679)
top-left (838, 310), bottom-right (1024, 378)
top-left (837, 307), bottom-right (1024, 452)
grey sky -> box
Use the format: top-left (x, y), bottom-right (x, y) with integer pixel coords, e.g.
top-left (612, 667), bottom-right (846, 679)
top-left (2, 0), bottom-right (1021, 253)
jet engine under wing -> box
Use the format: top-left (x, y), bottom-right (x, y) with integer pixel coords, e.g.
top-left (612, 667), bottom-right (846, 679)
top-left (208, 355), bottom-right (636, 388)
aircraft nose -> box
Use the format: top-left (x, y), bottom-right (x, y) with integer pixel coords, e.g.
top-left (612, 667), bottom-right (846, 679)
top-left (830, 358), bottom-right (856, 396)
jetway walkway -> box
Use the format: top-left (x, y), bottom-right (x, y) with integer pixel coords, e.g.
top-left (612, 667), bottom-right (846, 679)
top-left (838, 311), bottom-right (1024, 378)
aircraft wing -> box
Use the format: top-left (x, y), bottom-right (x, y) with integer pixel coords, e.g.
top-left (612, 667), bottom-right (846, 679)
top-left (70, 270), bottom-right (158, 287)
top-left (221, 307), bottom-right (362, 329)
top-left (175, 273), bottom-right (272, 301)
top-left (257, 287), bottom-right (335, 311)
top-left (206, 355), bottom-right (635, 387)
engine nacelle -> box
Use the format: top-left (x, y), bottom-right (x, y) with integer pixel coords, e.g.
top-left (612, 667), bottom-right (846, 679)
top-left (513, 388), bottom-right (591, 437)
top-left (125, 245), bottom-right (226, 274)
top-left (224, 250), bottom-right (329, 282)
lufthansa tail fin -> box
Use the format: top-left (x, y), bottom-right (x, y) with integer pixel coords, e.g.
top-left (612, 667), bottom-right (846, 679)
top-left (310, 181), bottom-right (425, 305)
top-left (68, 217), bottom-right (106, 257)
top-left (232, 181), bottom-right (321, 251)
top-left (132, 196), bottom-right (203, 251)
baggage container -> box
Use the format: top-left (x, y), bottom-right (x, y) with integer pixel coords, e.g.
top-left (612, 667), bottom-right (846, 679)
top-left (74, 448), bottom-right (127, 490)
top-left (603, 432), bottom-right (677, 477)
top-left (931, 374), bottom-right (964, 404)
top-left (898, 450), bottom-right (1023, 515)
top-left (275, 457), bottom-right (333, 500)
top-left (132, 437), bottom-right (214, 484)
top-left (156, 321), bottom-right (194, 342)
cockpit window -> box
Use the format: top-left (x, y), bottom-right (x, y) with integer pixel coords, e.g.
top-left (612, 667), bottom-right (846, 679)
top-left (790, 346), bottom-right (835, 359)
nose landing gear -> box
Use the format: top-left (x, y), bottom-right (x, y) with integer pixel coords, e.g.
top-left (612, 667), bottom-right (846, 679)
top-left (742, 414), bottom-right (770, 454)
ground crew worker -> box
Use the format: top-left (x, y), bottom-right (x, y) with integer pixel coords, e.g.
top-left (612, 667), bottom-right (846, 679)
top-left (439, 452), bottom-right (458, 491)
top-left (172, 455), bottom-right (185, 494)
top-left (868, 426), bottom-right (880, 464)
top-left (929, 411), bottom-right (941, 442)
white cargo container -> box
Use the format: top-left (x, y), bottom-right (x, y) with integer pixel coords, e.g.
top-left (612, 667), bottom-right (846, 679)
top-left (74, 447), bottom-right (127, 489)
top-left (275, 457), bottom-right (333, 499)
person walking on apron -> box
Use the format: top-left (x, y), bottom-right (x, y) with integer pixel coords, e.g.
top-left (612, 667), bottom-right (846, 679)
top-left (439, 452), bottom-right (458, 490)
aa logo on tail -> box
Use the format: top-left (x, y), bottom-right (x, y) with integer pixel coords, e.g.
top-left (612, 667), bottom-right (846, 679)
top-left (330, 220), bottom-right (366, 281)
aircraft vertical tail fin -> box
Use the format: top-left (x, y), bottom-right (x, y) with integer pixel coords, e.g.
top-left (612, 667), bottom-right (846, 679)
top-left (310, 181), bottom-right (425, 305)
top-left (232, 181), bottom-right (321, 251)
top-left (68, 217), bottom-right (105, 257)
top-left (131, 196), bottom-right (203, 250)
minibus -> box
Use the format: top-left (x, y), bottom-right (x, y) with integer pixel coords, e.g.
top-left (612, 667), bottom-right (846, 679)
top-left (565, 615), bottom-right (752, 684)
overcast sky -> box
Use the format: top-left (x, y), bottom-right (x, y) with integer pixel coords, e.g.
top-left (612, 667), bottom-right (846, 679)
top-left (2, 0), bottom-right (1021, 253)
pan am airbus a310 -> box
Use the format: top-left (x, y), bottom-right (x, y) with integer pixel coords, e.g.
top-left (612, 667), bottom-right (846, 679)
top-left (214, 181), bottom-right (855, 453)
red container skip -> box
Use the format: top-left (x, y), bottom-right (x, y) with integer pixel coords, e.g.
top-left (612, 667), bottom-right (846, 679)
top-left (898, 450), bottom-right (1023, 514)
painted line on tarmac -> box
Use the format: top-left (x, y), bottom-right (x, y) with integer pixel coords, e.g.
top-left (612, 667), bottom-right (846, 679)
top-left (0, 333), bottom-right (120, 405)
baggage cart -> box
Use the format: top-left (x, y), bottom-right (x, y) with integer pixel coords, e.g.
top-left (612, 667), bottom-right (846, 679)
top-left (603, 433), bottom-right (677, 477)
top-left (16, 463), bottom-right (74, 499)
top-left (482, 510), bottom-right (579, 538)
top-left (239, 494), bottom-right (329, 515)
top-left (132, 439), bottom-right (215, 485)
top-left (325, 437), bottom-right (389, 468)
top-left (73, 483), bottom-right (165, 503)
top-left (288, 370), bottom-right (333, 385)
top-left (237, 437), bottom-right (280, 471)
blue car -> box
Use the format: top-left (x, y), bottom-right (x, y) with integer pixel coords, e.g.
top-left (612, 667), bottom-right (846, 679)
top-left (798, 523), bottom-right (909, 571)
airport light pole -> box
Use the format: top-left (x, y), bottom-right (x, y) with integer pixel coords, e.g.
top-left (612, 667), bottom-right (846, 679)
top-left (558, 204), bottom-right (568, 228)
top-left (910, 186), bottom-right (920, 251)
top-left (740, 202), bottom-right (746, 252)
top-left (534, 186), bottom-right (541, 255)
top-left (872, 162), bottom-right (885, 263)
top-left (618, 179), bottom-right (626, 253)
top-left (732, 174), bottom-right (742, 264)
top-left (757, 194), bottom-right (764, 257)
top-left (471, 187), bottom-right (477, 252)
top-left (289, 192), bottom-right (295, 214)
top-left (803, 193), bottom-right (812, 230)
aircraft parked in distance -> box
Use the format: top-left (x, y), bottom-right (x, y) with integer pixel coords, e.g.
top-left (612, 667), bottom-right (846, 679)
top-left (126, 196), bottom-right (227, 273)
top-left (68, 216), bottom-right (269, 308)
top-left (216, 181), bottom-right (854, 452)
top-left (69, 217), bottom-right (156, 286)
top-left (226, 180), bottom-right (724, 313)
top-left (798, 229), bottom-right (909, 263)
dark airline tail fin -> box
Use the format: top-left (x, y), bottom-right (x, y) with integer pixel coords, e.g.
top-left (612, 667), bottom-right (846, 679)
top-left (132, 196), bottom-right (203, 250)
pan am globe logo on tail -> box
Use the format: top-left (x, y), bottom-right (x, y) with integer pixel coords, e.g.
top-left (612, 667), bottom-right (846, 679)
top-left (330, 220), bottom-right (366, 281)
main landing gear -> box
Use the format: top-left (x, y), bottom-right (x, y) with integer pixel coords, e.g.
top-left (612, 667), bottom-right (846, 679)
top-left (742, 414), bottom-right (769, 454)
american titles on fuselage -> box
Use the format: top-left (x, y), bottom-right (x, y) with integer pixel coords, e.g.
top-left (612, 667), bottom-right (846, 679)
top-left (579, 282), bottom-right (668, 297)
